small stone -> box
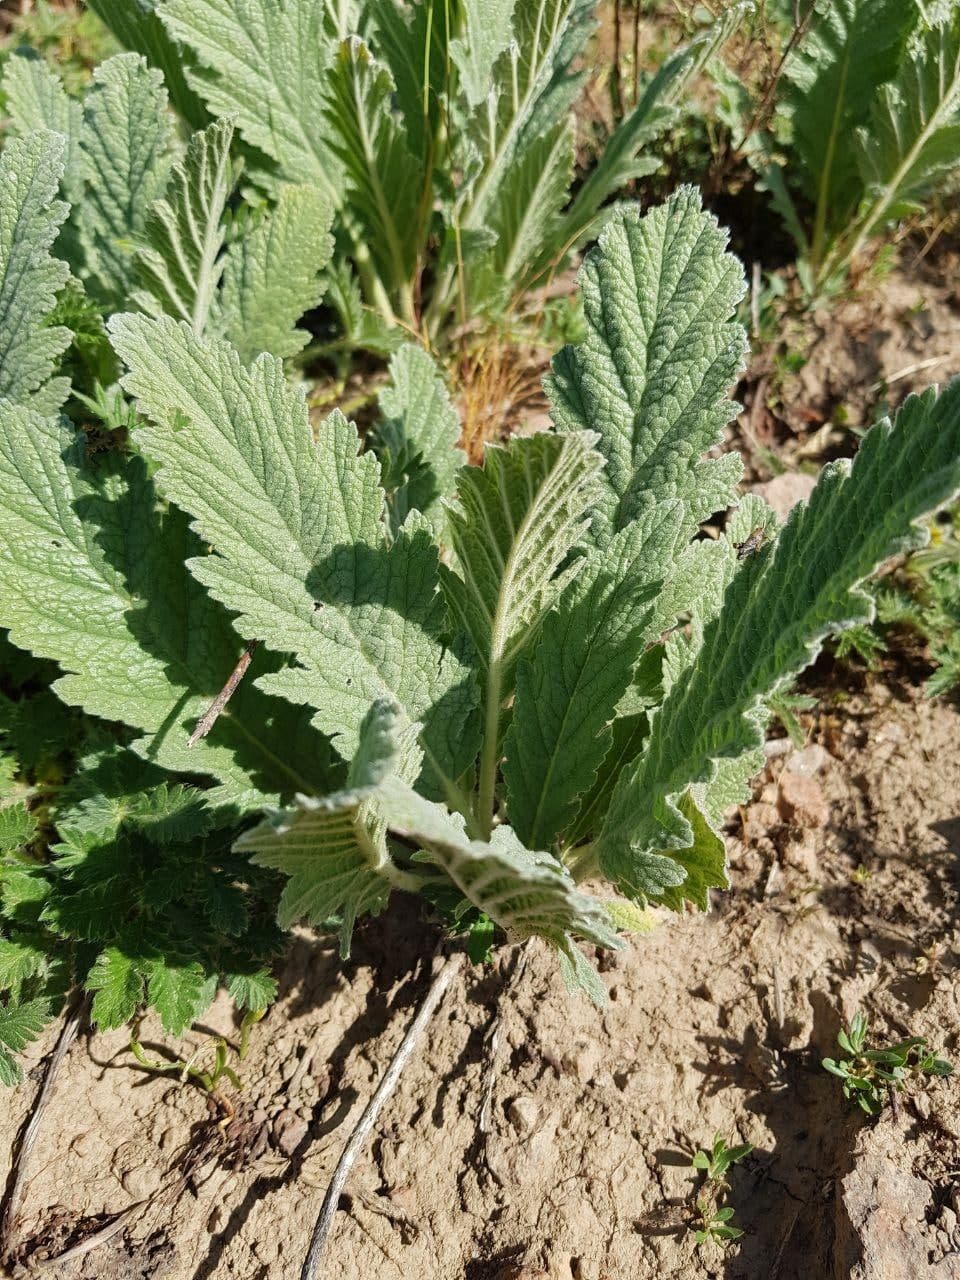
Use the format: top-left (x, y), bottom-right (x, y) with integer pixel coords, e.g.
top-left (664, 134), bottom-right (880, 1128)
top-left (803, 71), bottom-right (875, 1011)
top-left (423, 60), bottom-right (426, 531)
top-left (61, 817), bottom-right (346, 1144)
top-left (272, 1108), bottom-right (309, 1157)
top-left (743, 802), bottom-right (781, 840)
top-left (121, 1165), bottom-right (161, 1200)
top-left (560, 1038), bottom-right (601, 1084)
top-left (784, 743), bottom-right (831, 776)
top-left (506, 1095), bottom-right (540, 1135)
top-left (158, 1127), bottom-right (179, 1152)
top-left (753, 472), bottom-right (817, 520)
top-left (777, 772), bottom-right (830, 828)
top-left (782, 831), bottom-right (819, 878)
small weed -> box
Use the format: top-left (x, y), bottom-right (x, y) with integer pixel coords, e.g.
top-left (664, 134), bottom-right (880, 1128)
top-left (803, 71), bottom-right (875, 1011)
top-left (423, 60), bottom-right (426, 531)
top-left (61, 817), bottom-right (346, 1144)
top-left (823, 1011), bottom-right (953, 1115)
top-left (690, 1133), bottom-right (753, 1249)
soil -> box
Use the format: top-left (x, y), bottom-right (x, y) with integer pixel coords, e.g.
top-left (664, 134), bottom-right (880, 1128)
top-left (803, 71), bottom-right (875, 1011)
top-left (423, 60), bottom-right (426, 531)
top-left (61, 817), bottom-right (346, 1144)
top-left (1, 671), bottom-right (959, 1280)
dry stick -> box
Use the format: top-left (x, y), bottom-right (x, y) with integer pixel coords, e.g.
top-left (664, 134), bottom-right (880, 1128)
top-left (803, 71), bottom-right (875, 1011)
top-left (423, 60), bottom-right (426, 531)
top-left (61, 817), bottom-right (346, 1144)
top-left (188, 641), bottom-right (259, 747)
top-left (0, 993), bottom-right (87, 1259)
top-left (300, 949), bottom-right (464, 1280)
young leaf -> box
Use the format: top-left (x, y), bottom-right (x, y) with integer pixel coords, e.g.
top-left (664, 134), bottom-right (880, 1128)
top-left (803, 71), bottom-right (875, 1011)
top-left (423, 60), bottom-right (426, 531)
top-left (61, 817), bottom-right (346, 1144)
top-left (236, 699), bottom-right (419, 955)
top-left (0, 409), bottom-right (330, 806)
top-left (546, 189), bottom-right (747, 540)
top-left (598, 381), bottom-right (960, 900)
top-left (381, 780), bottom-right (622, 998)
top-left (161, 0), bottom-right (341, 203)
top-left (110, 314), bottom-right (478, 791)
top-left (323, 37), bottom-right (421, 301)
top-left (375, 344), bottom-right (464, 534)
top-left (134, 118), bottom-right (235, 334)
top-left (441, 430), bottom-right (603, 831)
top-left (79, 53), bottom-right (173, 310)
top-left (504, 500), bottom-right (685, 849)
top-left (0, 131), bottom-right (71, 413)
top-left (85, 0), bottom-right (209, 129)
top-left (450, 0), bottom-right (516, 109)
top-left (217, 184), bottom-right (334, 362)
top-left (783, 0), bottom-right (916, 259)
top-left (844, 14), bottom-right (960, 265)
top-left (0, 997), bottom-right (49, 1086)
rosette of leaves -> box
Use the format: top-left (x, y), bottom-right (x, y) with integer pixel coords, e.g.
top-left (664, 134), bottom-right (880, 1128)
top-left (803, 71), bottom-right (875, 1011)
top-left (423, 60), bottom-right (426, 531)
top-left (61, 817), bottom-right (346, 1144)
top-left (768, 0), bottom-right (960, 290)
top-left (4, 148), bottom-right (960, 1076)
top-left (79, 0), bottom-right (751, 347)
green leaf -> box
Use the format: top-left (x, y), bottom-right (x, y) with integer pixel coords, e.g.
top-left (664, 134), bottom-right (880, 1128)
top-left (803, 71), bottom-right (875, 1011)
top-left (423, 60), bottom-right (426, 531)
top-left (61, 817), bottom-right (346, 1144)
top-left (0, 803), bottom-right (38, 857)
top-left (217, 184), bottom-right (334, 362)
top-left (381, 779), bottom-right (622, 974)
top-left (161, 0), bottom-right (341, 203)
top-left (85, 0), bottom-right (209, 128)
top-left (145, 956), bottom-right (211, 1034)
top-left (504, 500), bottom-right (685, 849)
top-left (226, 969), bottom-right (276, 1011)
top-left (0, 997), bottom-right (49, 1086)
top-left (110, 313), bottom-right (478, 791)
top-left (783, 0), bottom-right (916, 257)
top-left (451, 0), bottom-right (516, 108)
top-left (546, 189), bottom-right (746, 541)
top-left (0, 937), bottom-right (48, 992)
top-left (850, 13), bottom-right (960, 249)
top-left (1, 53), bottom-right (85, 213)
top-left (0, 408), bottom-right (330, 806)
top-left (134, 118), bottom-right (235, 334)
top-left (0, 131), bottom-right (71, 413)
top-left (375, 344), bottom-right (464, 534)
top-left (87, 946), bottom-right (144, 1029)
top-left (323, 37), bottom-right (422, 296)
top-left (236, 699), bottom-right (417, 955)
top-left (598, 381), bottom-right (960, 899)
top-left (79, 52), bottom-right (173, 310)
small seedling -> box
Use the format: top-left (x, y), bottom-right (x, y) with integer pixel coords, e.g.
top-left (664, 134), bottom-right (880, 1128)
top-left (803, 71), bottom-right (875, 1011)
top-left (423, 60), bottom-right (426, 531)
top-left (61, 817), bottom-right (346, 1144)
top-left (690, 1133), bottom-right (753, 1248)
top-left (823, 1011), bottom-right (953, 1115)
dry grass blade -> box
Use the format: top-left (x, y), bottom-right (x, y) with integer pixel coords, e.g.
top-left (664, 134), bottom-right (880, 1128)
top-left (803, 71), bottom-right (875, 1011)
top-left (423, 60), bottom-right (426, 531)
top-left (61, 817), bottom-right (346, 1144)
top-left (299, 947), bottom-right (463, 1280)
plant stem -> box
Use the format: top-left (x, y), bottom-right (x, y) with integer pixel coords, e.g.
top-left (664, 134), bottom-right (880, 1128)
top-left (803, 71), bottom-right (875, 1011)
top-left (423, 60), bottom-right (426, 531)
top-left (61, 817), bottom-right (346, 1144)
top-left (477, 652), bottom-right (504, 840)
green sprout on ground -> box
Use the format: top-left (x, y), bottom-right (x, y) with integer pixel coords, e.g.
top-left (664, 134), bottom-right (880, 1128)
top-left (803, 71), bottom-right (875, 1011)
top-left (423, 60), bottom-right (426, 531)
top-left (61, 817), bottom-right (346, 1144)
top-left (823, 1011), bottom-right (953, 1115)
top-left (690, 1133), bottom-right (753, 1248)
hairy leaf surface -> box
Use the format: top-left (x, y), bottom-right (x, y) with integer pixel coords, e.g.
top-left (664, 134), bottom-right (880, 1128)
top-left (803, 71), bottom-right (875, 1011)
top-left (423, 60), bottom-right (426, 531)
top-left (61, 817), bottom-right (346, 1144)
top-left (217, 185), bottom-right (334, 361)
top-left (79, 53), bottom-right (173, 310)
top-left (110, 315), bottom-right (478, 790)
top-left (546, 189), bottom-right (746, 540)
top-left (598, 381), bottom-right (960, 898)
top-left (0, 132), bottom-right (71, 414)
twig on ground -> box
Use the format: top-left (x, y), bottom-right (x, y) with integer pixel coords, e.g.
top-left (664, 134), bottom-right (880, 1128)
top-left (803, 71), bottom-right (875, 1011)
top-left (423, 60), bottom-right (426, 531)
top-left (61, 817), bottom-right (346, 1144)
top-left (0, 993), bottom-right (87, 1259)
top-left (188, 641), bottom-right (258, 746)
top-left (299, 946), bottom-right (464, 1280)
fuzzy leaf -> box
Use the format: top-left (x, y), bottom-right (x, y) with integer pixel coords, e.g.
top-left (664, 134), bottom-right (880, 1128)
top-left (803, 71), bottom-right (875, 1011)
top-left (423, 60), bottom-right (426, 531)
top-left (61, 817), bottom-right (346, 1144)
top-left (442, 431), bottom-right (604, 678)
top-left (0, 409), bottom-right (331, 806)
top-left (375, 344), bottom-right (464, 533)
top-left (1, 54), bottom-right (85, 210)
top-left (323, 37), bottom-right (421, 292)
top-left (217, 184), bottom-right (334, 362)
top-left (546, 189), bottom-right (747, 540)
top-left (236, 699), bottom-right (416, 955)
top-left (0, 997), bottom-right (49, 1086)
top-left (451, 0), bottom-right (516, 108)
top-left (854, 14), bottom-right (960, 230)
top-left (598, 381), bottom-right (960, 899)
top-left (135, 118), bottom-right (235, 334)
top-left (226, 969), bottom-right (277, 1011)
top-left (0, 131), bottom-right (71, 412)
top-left (383, 782), bottom-right (621, 991)
top-left (85, 0), bottom-right (209, 128)
top-left (111, 314), bottom-right (478, 790)
top-left (79, 53), bottom-right (173, 310)
top-left (504, 500), bottom-right (686, 849)
top-left (783, 0), bottom-right (916, 233)
top-left (161, 0), bottom-right (341, 203)
top-left (0, 804), bottom-right (38, 856)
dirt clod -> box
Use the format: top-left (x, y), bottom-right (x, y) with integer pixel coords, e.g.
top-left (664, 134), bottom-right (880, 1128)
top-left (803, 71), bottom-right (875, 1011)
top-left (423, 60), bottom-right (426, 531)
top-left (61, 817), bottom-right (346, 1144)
top-left (778, 770), bottom-right (831, 828)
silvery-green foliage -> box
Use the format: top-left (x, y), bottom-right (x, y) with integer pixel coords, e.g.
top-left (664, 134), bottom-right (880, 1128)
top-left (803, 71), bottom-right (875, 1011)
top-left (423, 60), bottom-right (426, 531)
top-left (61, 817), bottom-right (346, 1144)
top-left (776, 1), bottom-right (960, 286)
